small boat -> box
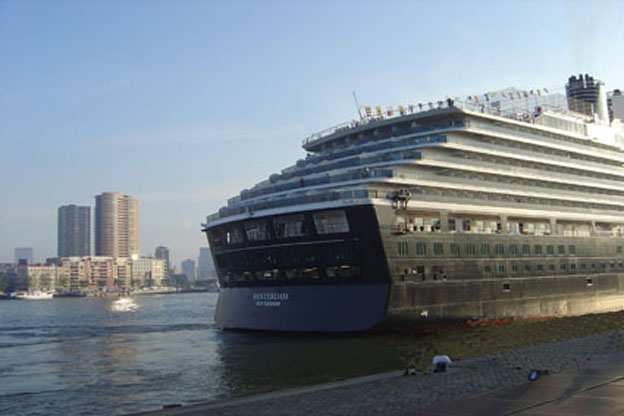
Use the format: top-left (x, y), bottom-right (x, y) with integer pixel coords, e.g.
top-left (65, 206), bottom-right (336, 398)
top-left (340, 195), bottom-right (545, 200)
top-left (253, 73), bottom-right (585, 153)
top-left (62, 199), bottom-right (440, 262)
top-left (14, 291), bottom-right (54, 300)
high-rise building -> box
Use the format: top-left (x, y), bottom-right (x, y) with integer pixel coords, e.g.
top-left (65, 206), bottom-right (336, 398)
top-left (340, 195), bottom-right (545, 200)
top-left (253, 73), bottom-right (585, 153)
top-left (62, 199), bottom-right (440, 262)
top-left (94, 192), bottom-right (139, 258)
top-left (197, 247), bottom-right (215, 280)
top-left (565, 74), bottom-right (609, 122)
top-left (14, 247), bottom-right (34, 264)
top-left (155, 246), bottom-right (170, 276)
top-left (58, 205), bottom-right (91, 257)
top-left (181, 258), bottom-right (196, 280)
top-left (608, 89), bottom-right (624, 122)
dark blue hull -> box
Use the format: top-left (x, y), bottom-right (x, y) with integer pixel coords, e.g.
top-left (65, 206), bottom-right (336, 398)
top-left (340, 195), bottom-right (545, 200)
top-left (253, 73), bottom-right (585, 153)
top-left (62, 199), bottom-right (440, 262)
top-left (215, 284), bottom-right (390, 332)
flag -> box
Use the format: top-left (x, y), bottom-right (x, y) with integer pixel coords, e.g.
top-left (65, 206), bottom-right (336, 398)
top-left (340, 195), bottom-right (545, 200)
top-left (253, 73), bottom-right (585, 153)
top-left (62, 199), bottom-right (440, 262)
top-left (376, 106), bottom-right (382, 117)
top-left (365, 106), bottom-right (372, 117)
top-left (387, 106), bottom-right (393, 116)
top-left (398, 105), bottom-right (405, 115)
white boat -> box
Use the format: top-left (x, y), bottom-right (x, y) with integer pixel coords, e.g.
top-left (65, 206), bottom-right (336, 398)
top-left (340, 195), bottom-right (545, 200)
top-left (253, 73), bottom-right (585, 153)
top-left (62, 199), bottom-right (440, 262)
top-left (14, 291), bottom-right (54, 300)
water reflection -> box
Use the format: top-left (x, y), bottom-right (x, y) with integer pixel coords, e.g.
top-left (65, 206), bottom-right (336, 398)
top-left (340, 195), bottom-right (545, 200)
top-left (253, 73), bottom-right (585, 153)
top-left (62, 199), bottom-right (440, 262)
top-left (111, 297), bottom-right (139, 312)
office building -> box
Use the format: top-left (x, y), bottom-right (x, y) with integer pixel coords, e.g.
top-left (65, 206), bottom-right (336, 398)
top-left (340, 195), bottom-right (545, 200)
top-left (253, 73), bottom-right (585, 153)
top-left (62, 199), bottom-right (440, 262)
top-left (197, 247), bottom-right (215, 280)
top-left (94, 192), bottom-right (139, 258)
top-left (155, 246), bottom-right (170, 276)
top-left (14, 247), bottom-right (34, 265)
top-left (181, 259), bottom-right (196, 280)
top-left (58, 205), bottom-right (91, 257)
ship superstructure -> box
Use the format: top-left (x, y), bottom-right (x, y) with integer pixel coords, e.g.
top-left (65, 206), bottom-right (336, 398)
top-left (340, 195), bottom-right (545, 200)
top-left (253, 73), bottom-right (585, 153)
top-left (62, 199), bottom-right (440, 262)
top-left (203, 75), bottom-right (624, 332)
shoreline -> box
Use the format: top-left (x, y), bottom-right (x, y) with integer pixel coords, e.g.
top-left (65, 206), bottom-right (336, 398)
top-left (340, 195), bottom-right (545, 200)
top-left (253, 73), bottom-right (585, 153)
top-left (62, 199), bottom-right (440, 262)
top-left (136, 327), bottom-right (624, 415)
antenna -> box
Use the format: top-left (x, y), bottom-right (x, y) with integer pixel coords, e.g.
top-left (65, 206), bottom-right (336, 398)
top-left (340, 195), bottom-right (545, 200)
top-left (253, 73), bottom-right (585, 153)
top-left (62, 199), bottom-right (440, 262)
top-left (352, 91), bottom-right (364, 121)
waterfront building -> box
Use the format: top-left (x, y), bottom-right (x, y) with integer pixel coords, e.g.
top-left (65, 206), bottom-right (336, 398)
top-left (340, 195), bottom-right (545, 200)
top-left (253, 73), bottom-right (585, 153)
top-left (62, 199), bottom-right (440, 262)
top-left (95, 192), bottom-right (139, 258)
top-left (197, 247), bottom-right (215, 279)
top-left (181, 259), bottom-right (196, 280)
top-left (84, 256), bottom-right (115, 289)
top-left (155, 246), bottom-right (170, 277)
top-left (17, 264), bottom-right (57, 292)
top-left (58, 257), bottom-right (88, 292)
top-left (131, 257), bottom-right (166, 287)
top-left (58, 205), bottom-right (91, 257)
top-left (14, 247), bottom-right (34, 265)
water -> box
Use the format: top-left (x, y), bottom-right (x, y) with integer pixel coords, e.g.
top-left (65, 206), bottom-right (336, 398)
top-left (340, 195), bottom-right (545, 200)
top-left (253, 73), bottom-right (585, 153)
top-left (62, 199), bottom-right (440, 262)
top-left (3, 293), bottom-right (624, 415)
top-left (0, 293), bottom-right (407, 415)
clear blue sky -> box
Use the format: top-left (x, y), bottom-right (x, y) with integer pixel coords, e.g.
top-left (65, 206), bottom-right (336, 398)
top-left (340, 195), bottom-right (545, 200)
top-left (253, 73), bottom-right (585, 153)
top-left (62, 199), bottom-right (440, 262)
top-left (1, 0), bottom-right (623, 267)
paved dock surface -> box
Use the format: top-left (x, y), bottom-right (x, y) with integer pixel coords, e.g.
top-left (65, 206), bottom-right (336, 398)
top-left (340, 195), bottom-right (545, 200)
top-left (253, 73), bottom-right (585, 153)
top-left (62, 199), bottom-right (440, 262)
top-left (137, 330), bottom-right (624, 416)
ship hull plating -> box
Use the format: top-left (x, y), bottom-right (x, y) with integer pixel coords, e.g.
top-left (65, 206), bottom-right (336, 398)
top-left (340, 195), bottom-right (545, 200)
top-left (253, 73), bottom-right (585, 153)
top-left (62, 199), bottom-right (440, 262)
top-left (215, 284), bottom-right (390, 332)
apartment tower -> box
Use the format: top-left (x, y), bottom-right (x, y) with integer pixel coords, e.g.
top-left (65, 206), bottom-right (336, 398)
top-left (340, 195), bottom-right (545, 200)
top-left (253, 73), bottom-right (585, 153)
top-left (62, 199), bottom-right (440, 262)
top-left (58, 205), bottom-right (91, 257)
top-left (94, 192), bottom-right (139, 258)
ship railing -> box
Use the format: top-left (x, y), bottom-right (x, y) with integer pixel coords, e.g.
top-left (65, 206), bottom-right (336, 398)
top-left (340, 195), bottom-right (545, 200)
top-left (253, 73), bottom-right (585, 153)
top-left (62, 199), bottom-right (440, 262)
top-left (206, 188), bottom-right (380, 223)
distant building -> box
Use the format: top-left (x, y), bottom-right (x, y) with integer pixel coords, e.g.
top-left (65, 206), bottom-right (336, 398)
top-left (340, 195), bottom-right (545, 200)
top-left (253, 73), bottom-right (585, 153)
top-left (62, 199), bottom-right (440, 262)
top-left (14, 247), bottom-right (34, 264)
top-left (18, 264), bottom-right (57, 292)
top-left (95, 192), bottom-right (139, 258)
top-left (131, 257), bottom-right (166, 287)
top-left (198, 247), bottom-right (215, 280)
top-left (58, 205), bottom-right (91, 257)
top-left (181, 259), bottom-right (196, 280)
top-left (608, 89), bottom-right (624, 122)
top-left (155, 246), bottom-right (170, 276)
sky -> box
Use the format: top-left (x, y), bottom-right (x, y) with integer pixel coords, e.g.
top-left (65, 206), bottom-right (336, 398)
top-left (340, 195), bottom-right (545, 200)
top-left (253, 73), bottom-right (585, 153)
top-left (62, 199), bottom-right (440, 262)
top-left (1, 0), bottom-right (624, 267)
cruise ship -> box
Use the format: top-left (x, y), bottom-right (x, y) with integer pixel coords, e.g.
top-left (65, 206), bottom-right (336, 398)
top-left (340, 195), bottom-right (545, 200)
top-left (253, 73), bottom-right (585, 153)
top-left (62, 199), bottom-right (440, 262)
top-left (203, 74), bottom-right (624, 332)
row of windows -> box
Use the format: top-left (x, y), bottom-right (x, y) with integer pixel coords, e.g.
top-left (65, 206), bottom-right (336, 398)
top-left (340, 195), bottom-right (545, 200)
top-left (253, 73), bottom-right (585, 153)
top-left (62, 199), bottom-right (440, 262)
top-left (219, 265), bottom-right (360, 287)
top-left (396, 242), bottom-right (623, 257)
top-left (211, 210), bottom-right (350, 246)
top-left (400, 261), bottom-right (624, 282)
top-left (215, 242), bottom-right (356, 270)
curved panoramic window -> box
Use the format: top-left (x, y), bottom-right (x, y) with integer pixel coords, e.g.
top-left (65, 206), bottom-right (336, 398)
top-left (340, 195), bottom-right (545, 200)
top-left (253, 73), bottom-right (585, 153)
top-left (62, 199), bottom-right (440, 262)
top-left (226, 226), bottom-right (244, 245)
top-left (273, 214), bottom-right (307, 238)
top-left (244, 220), bottom-right (269, 241)
top-left (313, 210), bottom-right (349, 234)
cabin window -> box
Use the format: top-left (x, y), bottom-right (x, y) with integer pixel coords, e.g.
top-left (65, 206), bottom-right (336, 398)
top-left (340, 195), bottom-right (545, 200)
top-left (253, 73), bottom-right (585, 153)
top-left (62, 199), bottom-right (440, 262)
top-left (496, 265), bottom-right (505, 275)
top-left (558, 245), bottom-right (565, 255)
top-left (512, 264), bottom-right (519, 273)
top-left (502, 282), bottom-right (511, 292)
top-left (547, 245), bottom-right (554, 255)
top-left (326, 265), bottom-right (359, 279)
top-left (274, 214), bottom-right (307, 238)
top-left (257, 269), bottom-right (280, 281)
top-left (244, 220), bottom-right (269, 242)
top-left (480, 243), bottom-right (489, 255)
top-left (448, 219), bottom-right (456, 232)
top-left (560, 264), bottom-right (567, 271)
top-left (462, 220), bottom-right (471, 232)
top-left (415, 242), bottom-right (427, 256)
top-left (226, 226), bottom-right (244, 244)
top-left (618, 246), bottom-right (623, 255)
top-left (495, 244), bottom-right (504, 255)
top-left (484, 265), bottom-right (492, 273)
top-left (450, 243), bottom-right (460, 257)
top-left (581, 263), bottom-right (587, 270)
top-left (509, 245), bottom-right (518, 255)
top-left (569, 245), bottom-right (576, 255)
top-left (434, 243), bottom-right (444, 255)
top-left (534, 245), bottom-right (542, 255)
top-left (398, 242), bottom-right (409, 257)
top-left (549, 264), bottom-right (555, 271)
top-left (524, 264), bottom-right (531, 273)
top-left (537, 264), bottom-right (544, 271)
top-left (313, 210), bottom-right (349, 234)
top-left (571, 264), bottom-right (577, 271)
top-left (301, 267), bottom-right (319, 279)
top-left (522, 244), bottom-right (530, 255)
top-left (466, 244), bottom-right (476, 256)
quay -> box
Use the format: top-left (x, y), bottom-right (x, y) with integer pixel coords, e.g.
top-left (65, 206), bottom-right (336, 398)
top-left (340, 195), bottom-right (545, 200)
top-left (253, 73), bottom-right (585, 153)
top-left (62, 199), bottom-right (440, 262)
top-left (137, 329), bottom-right (624, 416)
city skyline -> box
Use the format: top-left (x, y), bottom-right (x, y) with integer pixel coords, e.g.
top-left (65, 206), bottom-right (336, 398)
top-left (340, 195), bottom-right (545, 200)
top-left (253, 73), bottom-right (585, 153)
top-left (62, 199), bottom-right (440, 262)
top-left (2, 1), bottom-right (624, 265)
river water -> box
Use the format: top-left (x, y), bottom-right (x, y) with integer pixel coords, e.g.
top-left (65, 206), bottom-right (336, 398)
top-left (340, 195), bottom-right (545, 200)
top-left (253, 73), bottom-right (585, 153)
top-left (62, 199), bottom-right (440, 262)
top-left (0, 293), bottom-right (408, 415)
top-left (3, 293), bottom-right (623, 415)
